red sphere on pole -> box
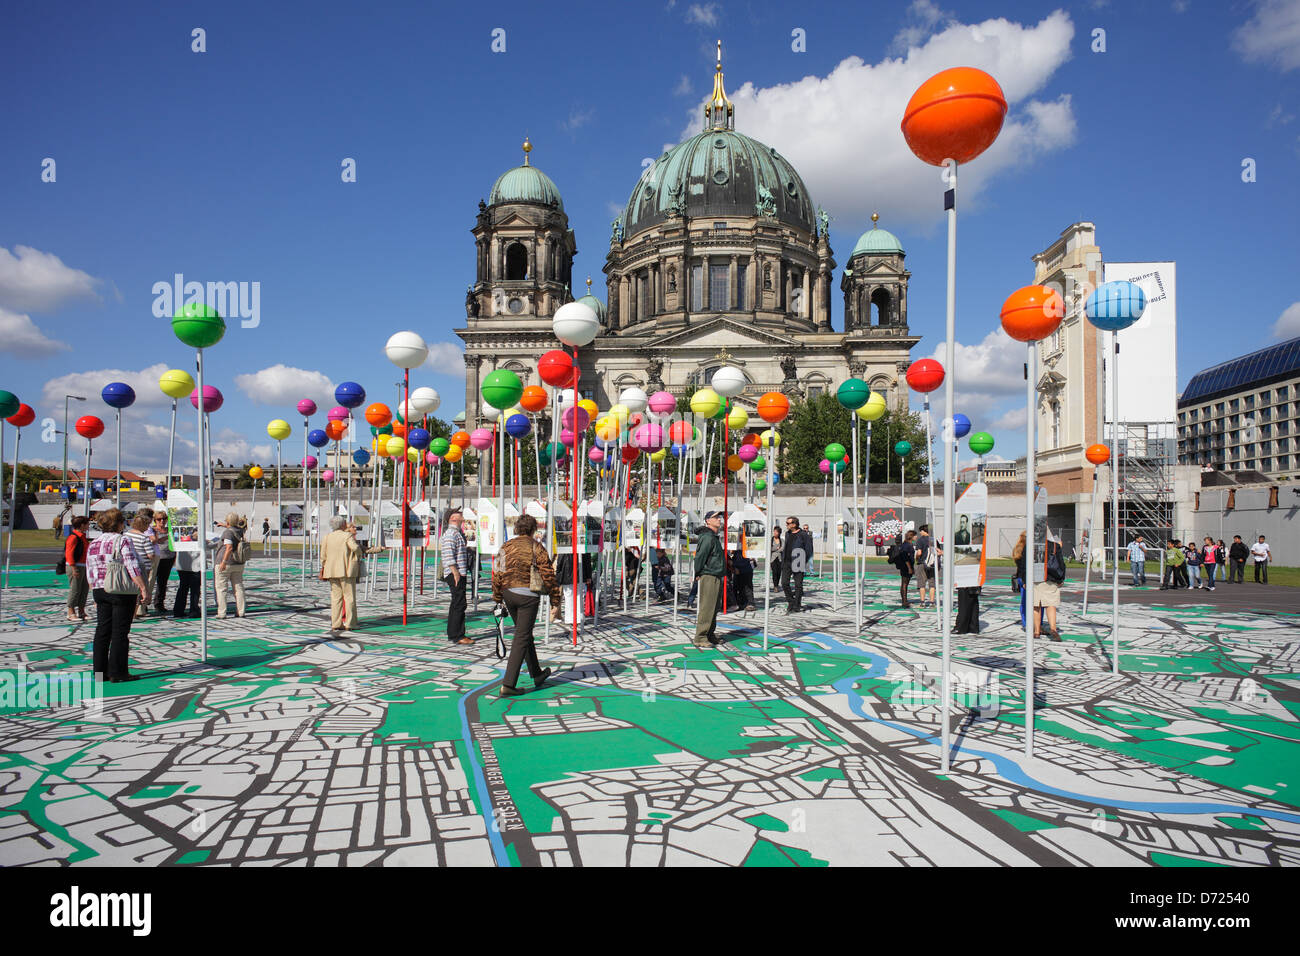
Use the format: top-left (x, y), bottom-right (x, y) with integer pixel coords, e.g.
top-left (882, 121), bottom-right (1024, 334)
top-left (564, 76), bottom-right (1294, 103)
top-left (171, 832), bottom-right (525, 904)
top-left (905, 358), bottom-right (945, 394)
top-left (539, 350), bottom-right (575, 387)
top-left (75, 415), bottom-right (105, 440)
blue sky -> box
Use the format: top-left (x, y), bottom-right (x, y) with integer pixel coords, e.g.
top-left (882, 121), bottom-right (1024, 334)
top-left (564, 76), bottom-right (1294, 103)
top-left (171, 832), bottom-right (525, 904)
top-left (2, 0), bottom-right (1298, 471)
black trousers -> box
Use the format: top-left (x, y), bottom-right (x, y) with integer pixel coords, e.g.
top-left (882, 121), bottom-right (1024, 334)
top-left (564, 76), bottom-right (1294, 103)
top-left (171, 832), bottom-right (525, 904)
top-left (955, 587), bottom-right (980, 633)
top-left (782, 570), bottom-right (804, 609)
top-left (443, 573), bottom-right (467, 641)
top-left (173, 569), bottom-right (201, 616)
top-left (735, 573), bottom-right (754, 608)
top-left (501, 590), bottom-right (543, 688)
top-left (1255, 562), bottom-right (1268, 584)
top-left (92, 588), bottom-right (135, 678)
top-left (899, 573), bottom-right (912, 605)
top-left (153, 556), bottom-right (176, 610)
top-left (1229, 559), bottom-right (1245, 583)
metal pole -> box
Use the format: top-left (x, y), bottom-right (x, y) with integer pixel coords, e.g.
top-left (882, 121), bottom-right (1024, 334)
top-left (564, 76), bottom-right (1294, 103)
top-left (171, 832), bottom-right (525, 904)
top-left (301, 417), bottom-right (309, 588)
top-left (940, 158), bottom-right (959, 772)
top-left (763, 427), bottom-right (775, 651)
top-left (114, 407), bottom-right (122, 509)
top-left (276, 440), bottom-right (283, 585)
top-left (3, 424), bottom-right (21, 591)
top-left (196, 349), bottom-right (209, 663)
top-left (1110, 331), bottom-right (1121, 675)
top-left (851, 412), bottom-right (861, 632)
top-left (1025, 340), bottom-right (1037, 758)
top-left (166, 398), bottom-right (177, 493)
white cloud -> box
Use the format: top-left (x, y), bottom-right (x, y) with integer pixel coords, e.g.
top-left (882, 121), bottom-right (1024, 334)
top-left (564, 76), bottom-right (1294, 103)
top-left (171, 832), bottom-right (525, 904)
top-left (1232, 0), bottom-right (1300, 72)
top-left (1272, 301), bottom-right (1300, 338)
top-left (673, 74), bottom-right (693, 96)
top-left (233, 364), bottom-right (336, 408)
top-left (561, 108), bottom-right (595, 132)
top-left (679, 11), bottom-right (1077, 233)
top-left (424, 342), bottom-right (465, 377)
top-left (992, 405), bottom-right (1028, 430)
top-left (0, 245), bottom-right (101, 313)
top-left (891, 0), bottom-right (949, 54)
top-left (0, 306), bottom-right (71, 358)
top-left (42, 363), bottom-right (176, 410)
top-left (685, 3), bottom-right (719, 26)
top-left (914, 327), bottom-right (1030, 435)
top-left (1267, 102), bottom-right (1296, 126)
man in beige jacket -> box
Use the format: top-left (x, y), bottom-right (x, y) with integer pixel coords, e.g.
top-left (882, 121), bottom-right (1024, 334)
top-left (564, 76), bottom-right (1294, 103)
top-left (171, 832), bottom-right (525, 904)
top-left (320, 515), bottom-right (362, 634)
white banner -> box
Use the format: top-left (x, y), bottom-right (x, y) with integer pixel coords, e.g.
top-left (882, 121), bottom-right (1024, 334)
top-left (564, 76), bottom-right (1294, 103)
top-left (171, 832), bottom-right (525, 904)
top-left (952, 482), bottom-right (988, 589)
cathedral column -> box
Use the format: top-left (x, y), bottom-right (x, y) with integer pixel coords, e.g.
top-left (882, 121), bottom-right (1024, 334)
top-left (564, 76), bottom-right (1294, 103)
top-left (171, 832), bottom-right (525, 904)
top-left (537, 238), bottom-right (548, 284)
top-left (651, 263), bottom-right (659, 316)
top-left (747, 256), bottom-right (758, 312)
top-left (900, 284), bottom-right (908, 327)
top-left (619, 274), bottom-right (630, 328)
top-left (802, 268), bottom-right (811, 320)
top-left (728, 255), bottom-right (738, 312)
top-left (702, 256), bottom-right (711, 311)
top-left (490, 238), bottom-right (500, 281)
top-left (784, 266), bottom-right (793, 314)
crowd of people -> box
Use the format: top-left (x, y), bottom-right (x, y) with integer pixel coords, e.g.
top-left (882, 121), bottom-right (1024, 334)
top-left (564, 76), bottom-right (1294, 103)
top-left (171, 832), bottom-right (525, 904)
top-left (1124, 533), bottom-right (1274, 589)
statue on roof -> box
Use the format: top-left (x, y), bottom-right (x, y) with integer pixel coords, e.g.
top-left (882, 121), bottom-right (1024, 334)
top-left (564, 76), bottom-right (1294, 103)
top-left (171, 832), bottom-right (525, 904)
top-left (465, 286), bottom-right (479, 319)
top-left (817, 206), bottom-right (831, 238)
top-left (756, 183), bottom-right (776, 218)
top-left (611, 218), bottom-right (624, 243)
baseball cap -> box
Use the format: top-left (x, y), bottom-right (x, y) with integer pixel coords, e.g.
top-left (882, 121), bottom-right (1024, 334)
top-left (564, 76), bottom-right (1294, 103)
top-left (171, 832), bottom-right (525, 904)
top-left (705, 510), bottom-right (723, 519)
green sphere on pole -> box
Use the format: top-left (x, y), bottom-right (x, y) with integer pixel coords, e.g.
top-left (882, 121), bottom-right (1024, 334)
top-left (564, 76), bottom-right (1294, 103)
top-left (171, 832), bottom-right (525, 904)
top-left (171, 303), bottom-right (226, 349)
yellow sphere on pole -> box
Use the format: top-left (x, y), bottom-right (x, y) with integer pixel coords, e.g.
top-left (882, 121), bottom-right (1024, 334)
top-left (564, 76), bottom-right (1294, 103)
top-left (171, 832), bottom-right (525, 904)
top-left (266, 419), bottom-right (291, 441)
top-left (248, 465), bottom-right (264, 480)
top-left (159, 368), bottom-right (195, 399)
top-left (689, 388), bottom-right (721, 419)
top-left (386, 436), bottom-right (406, 457)
top-left (856, 391), bottom-right (887, 422)
top-left (760, 428), bottom-right (782, 449)
top-left (726, 406), bottom-right (749, 430)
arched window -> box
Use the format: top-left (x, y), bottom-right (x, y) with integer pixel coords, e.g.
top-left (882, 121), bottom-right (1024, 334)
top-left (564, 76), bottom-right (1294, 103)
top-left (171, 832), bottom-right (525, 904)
top-left (505, 242), bottom-right (528, 280)
top-left (870, 288), bottom-right (892, 326)
top-left (1050, 400), bottom-right (1061, 448)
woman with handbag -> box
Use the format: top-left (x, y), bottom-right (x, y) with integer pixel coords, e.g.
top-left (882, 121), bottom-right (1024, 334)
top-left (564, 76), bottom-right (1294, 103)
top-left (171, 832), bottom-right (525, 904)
top-left (1034, 538), bottom-right (1065, 641)
top-left (490, 514), bottom-right (560, 698)
top-left (85, 508), bottom-right (149, 682)
top-left (64, 515), bottom-right (91, 622)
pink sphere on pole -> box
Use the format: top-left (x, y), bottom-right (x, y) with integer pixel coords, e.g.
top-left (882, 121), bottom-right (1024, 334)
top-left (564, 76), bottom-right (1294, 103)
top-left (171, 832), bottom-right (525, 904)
top-left (321, 469), bottom-right (335, 482)
top-left (190, 386), bottom-right (223, 412)
top-left (819, 458), bottom-right (830, 474)
top-left (297, 399), bottom-right (317, 417)
top-left (469, 427), bottom-right (493, 450)
top-left (302, 455), bottom-right (318, 469)
top-left (327, 405), bottom-right (350, 422)
top-left (561, 405), bottom-right (591, 431)
top-left (588, 447), bottom-right (605, 463)
top-left (633, 422), bottom-right (665, 450)
top-left (425, 452), bottom-right (441, 465)
top-left (559, 428), bottom-right (577, 447)
top-left (648, 390), bottom-right (676, 415)
top-left (738, 443), bottom-right (758, 463)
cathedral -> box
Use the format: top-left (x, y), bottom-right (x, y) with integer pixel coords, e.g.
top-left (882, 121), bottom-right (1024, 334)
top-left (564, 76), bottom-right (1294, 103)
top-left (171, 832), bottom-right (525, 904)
top-left (457, 46), bottom-right (920, 423)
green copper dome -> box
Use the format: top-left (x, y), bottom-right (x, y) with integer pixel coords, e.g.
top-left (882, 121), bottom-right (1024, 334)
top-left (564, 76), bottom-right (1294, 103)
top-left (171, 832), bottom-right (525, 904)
top-left (488, 165), bottom-right (564, 211)
top-left (850, 224), bottom-right (904, 258)
top-left (577, 292), bottom-right (607, 324)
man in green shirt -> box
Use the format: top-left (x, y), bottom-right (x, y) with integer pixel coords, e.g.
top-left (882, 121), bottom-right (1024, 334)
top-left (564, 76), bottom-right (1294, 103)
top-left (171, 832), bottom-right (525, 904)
top-left (1160, 539), bottom-right (1185, 590)
top-left (693, 511), bottom-right (726, 649)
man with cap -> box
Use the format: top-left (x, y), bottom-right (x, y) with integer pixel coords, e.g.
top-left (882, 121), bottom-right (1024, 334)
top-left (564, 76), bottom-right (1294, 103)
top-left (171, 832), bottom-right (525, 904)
top-left (693, 511), bottom-right (726, 648)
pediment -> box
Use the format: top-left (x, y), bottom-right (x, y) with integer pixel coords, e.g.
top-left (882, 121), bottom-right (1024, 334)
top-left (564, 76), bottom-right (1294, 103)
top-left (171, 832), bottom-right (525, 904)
top-left (642, 316), bottom-right (803, 350)
top-left (493, 212), bottom-right (538, 229)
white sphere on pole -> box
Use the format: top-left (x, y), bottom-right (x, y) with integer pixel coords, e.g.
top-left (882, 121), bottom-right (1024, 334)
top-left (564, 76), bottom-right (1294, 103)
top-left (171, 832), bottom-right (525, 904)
top-left (619, 386), bottom-right (648, 414)
top-left (481, 402), bottom-right (501, 422)
top-left (410, 386), bottom-right (441, 415)
top-left (711, 365), bottom-right (746, 398)
top-left (384, 331), bottom-right (429, 369)
top-left (553, 301), bottom-right (600, 348)
top-left (557, 389), bottom-right (577, 409)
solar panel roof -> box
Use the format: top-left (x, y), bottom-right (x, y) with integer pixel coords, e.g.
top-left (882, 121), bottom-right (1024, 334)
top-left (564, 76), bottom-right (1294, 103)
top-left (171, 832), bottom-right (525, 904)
top-left (1179, 337), bottom-right (1300, 405)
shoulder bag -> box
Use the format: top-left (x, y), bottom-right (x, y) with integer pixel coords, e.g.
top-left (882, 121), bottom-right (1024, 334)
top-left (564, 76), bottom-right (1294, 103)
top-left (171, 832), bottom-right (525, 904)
top-left (529, 541), bottom-right (546, 594)
top-left (104, 536), bottom-right (138, 595)
top-left (1046, 542), bottom-right (1067, 584)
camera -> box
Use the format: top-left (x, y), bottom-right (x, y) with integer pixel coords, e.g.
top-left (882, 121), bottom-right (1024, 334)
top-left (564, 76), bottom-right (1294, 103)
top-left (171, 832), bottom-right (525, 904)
top-left (492, 603), bottom-right (505, 619)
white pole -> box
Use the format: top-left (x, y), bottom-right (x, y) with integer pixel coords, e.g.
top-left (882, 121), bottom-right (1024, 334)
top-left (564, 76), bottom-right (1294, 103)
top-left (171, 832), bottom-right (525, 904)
top-left (1082, 469), bottom-right (1097, 614)
top-left (276, 440), bottom-right (283, 585)
top-left (1025, 339), bottom-right (1037, 758)
top-left (165, 399), bottom-right (177, 493)
top-left (196, 350), bottom-right (209, 663)
top-left (3, 424), bottom-right (20, 592)
top-left (1110, 331), bottom-right (1121, 675)
top-left (940, 158), bottom-right (959, 773)
top-left (851, 411), bottom-right (861, 632)
top-left (763, 431), bottom-right (775, 651)
top-left (114, 408), bottom-right (121, 510)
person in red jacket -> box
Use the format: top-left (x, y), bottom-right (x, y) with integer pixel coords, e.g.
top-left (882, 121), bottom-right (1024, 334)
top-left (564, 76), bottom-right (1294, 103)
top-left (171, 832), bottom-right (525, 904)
top-left (65, 515), bottom-right (90, 621)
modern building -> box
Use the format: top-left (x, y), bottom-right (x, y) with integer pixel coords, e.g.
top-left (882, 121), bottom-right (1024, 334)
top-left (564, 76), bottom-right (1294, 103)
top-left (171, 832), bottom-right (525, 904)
top-left (1177, 337), bottom-right (1300, 480)
top-left (456, 47), bottom-right (919, 424)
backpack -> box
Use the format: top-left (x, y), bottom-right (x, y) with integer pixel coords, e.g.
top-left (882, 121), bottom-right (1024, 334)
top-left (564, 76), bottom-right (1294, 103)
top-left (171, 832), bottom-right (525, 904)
top-left (893, 545), bottom-right (912, 572)
top-left (886, 543), bottom-right (898, 563)
top-left (228, 529), bottom-right (252, 564)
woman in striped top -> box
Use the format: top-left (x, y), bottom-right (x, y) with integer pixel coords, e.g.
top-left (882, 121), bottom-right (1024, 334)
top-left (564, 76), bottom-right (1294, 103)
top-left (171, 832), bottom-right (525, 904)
top-left (125, 512), bottom-right (156, 618)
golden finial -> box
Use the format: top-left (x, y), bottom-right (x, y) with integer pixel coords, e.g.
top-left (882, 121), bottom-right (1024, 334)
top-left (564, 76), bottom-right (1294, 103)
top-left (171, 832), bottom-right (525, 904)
top-left (522, 136), bottom-right (532, 166)
top-left (705, 39), bottom-right (734, 131)
top-left (871, 212), bottom-right (879, 227)
top-left (585, 275), bottom-right (592, 293)
top-left (716, 39), bottom-right (722, 72)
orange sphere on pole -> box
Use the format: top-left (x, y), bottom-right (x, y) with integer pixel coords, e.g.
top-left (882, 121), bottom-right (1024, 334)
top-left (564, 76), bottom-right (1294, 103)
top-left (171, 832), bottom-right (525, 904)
top-left (1085, 443), bottom-right (1111, 466)
top-left (450, 430), bottom-right (471, 449)
top-left (1000, 285), bottom-right (1065, 342)
top-left (757, 391), bottom-right (791, 424)
top-left (375, 439), bottom-right (391, 458)
top-left (390, 421), bottom-right (407, 438)
top-left (364, 402), bottom-right (392, 427)
top-left (519, 385), bottom-right (548, 414)
top-left (727, 453), bottom-right (744, 472)
top-left (901, 67), bottom-right (1008, 166)
top-left (325, 420), bottom-right (347, 441)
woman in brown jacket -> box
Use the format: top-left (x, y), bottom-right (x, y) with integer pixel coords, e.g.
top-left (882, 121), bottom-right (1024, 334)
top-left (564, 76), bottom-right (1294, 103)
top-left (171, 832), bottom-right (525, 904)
top-left (491, 514), bottom-right (560, 697)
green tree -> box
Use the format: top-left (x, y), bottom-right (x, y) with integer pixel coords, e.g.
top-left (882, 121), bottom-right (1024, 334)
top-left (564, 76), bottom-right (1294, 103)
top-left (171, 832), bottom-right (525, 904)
top-left (2, 462), bottom-right (56, 493)
top-left (781, 392), bottom-right (931, 484)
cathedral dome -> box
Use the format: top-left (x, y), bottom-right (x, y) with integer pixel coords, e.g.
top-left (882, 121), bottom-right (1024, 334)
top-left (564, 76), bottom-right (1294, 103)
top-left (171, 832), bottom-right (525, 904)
top-left (618, 47), bottom-right (814, 241)
top-left (576, 278), bottom-right (607, 324)
top-left (850, 217), bottom-right (904, 258)
top-left (488, 138), bottom-right (564, 211)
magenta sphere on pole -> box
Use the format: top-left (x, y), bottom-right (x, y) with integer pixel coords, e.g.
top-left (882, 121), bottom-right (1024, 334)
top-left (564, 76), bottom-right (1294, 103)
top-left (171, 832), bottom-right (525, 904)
top-left (559, 428), bottom-right (576, 447)
top-left (190, 385), bottom-right (223, 412)
top-left (302, 455), bottom-right (318, 469)
top-left (469, 427), bottom-right (493, 450)
top-left (327, 405), bottom-right (349, 422)
top-left (819, 459), bottom-right (831, 474)
top-left (425, 451), bottom-right (440, 465)
top-left (321, 469), bottom-right (335, 483)
top-left (588, 447), bottom-right (605, 463)
top-left (633, 422), bottom-right (666, 450)
top-left (738, 444), bottom-right (758, 463)
top-left (561, 406), bottom-right (591, 431)
top-left (648, 390), bottom-right (676, 416)
top-left (297, 399), bottom-right (317, 417)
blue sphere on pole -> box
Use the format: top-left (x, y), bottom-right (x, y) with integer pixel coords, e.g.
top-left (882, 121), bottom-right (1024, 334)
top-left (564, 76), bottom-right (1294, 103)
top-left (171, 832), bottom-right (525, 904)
top-left (1085, 280), bottom-right (1146, 332)
top-left (504, 413), bottom-right (532, 439)
top-left (307, 428), bottom-right (329, 449)
top-left (353, 448), bottom-right (371, 466)
top-left (102, 382), bottom-right (136, 409)
top-left (335, 382), bottom-right (366, 409)
top-left (952, 413), bottom-right (971, 439)
top-left (407, 427), bottom-right (431, 450)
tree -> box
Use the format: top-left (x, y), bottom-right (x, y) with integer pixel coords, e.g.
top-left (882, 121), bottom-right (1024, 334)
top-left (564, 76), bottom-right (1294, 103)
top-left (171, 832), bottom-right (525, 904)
top-left (781, 392), bottom-right (931, 484)
top-left (2, 462), bottom-right (56, 494)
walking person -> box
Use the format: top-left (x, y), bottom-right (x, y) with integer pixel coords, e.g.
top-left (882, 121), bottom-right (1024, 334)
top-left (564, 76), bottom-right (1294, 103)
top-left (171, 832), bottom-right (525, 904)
top-left (1160, 539), bottom-right (1185, 589)
top-left (914, 524), bottom-right (935, 608)
top-left (1200, 536), bottom-right (1218, 591)
top-left (439, 508), bottom-right (472, 645)
top-left (320, 515), bottom-right (362, 634)
top-left (64, 515), bottom-right (91, 622)
top-left (692, 511), bottom-right (726, 647)
top-left (781, 516), bottom-right (810, 613)
top-left (125, 512), bottom-right (156, 619)
top-left (151, 511), bottom-right (175, 612)
top-left (490, 514), bottom-right (557, 696)
top-left (1216, 539), bottom-right (1228, 582)
top-left (85, 508), bottom-right (149, 683)
top-left (1251, 535), bottom-right (1271, 584)
top-left (214, 512), bottom-right (249, 618)
top-left (262, 517), bottom-right (271, 551)
top-left (1228, 535), bottom-right (1249, 583)
top-left (1012, 531), bottom-right (1030, 627)
top-left (893, 529), bottom-right (917, 609)
top-left (1184, 539), bottom-right (1202, 589)
top-left (770, 526), bottom-right (783, 592)
top-left (1035, 536), bottom-right (1064, 641)
top-left (1127, 535), bottom-right (1150, 586)
top-left (731, 547), bottom-right (755, 611)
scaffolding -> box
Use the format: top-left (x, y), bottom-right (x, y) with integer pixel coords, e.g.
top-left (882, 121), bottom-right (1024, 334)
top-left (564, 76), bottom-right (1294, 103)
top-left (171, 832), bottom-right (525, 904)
top-left (1110, 420), bottom-right (1176, 545)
